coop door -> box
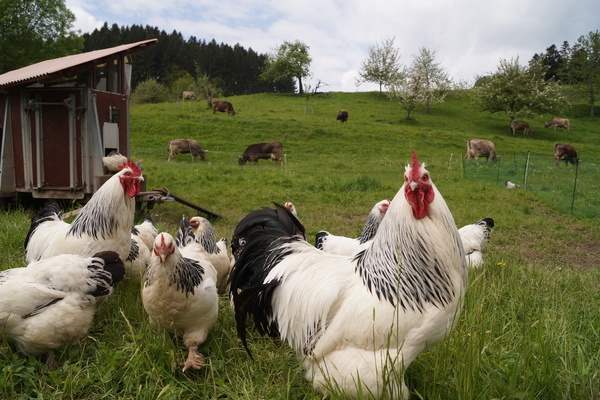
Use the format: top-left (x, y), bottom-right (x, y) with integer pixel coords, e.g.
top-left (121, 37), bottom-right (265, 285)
top-left (25, 91), bottom-right (82, 191)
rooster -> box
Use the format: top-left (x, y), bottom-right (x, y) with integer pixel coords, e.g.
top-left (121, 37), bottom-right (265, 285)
top-left (101, 151), bottom-right (128, 173)
top-left (142, 220), bottom-right (218, 372)
top-left (187, 216), bottom-right (231, 294)
top-left (315, 198), bottom-right (390, 256)
top-left (229, 151), bottom-right (467, 399)
top-left (24, 161), bottom-right (143, 263)
top-left (0, 251), bottom-right (124, 369)
top-left (458, 217), bottom-right (495, 268)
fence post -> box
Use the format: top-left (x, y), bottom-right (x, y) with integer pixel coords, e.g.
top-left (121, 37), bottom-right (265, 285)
top-left (523, 151), bottom-right (531, 190)
top-left (570, 160), bottom-right (580, 214)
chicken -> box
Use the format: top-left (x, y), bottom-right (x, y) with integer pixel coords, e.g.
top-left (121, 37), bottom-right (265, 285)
top-left (229, 151), bottom-right (467, 399)
top-left (230, 202), bottom-right (306, 265)
top-left (314, 198), bottom-right (390, 256)
top-left (458, 217), bottom-right (495, 268)
top-left (24, 161), bottom-right (143, 263)
top-left (101, 151), bottom-right (128, 173)
top-left (505, 180), bottom-right (520, 189)
top-left (0, 251), bottom-right (125, 369)
top-left (124, 234), bottom-right (151, 280)
top-left (284, 201), bottom-right (298, 217)
top-left (132, 214), bottom-right (158, 252)
top-left (187, 216), bottom-right (232, 294)
top-left (142, 224), bottom-right (218, 372)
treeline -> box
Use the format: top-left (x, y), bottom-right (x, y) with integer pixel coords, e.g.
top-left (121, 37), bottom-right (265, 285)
top-left (82, 23), bottom-right (295, 96)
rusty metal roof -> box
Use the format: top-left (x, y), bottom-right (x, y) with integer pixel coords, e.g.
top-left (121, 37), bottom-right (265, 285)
top-left (0, 39), bottom-right (157, 90)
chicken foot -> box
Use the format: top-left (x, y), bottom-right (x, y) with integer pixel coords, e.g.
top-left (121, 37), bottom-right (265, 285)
top-left (180, 346), bottom-right (205, 372)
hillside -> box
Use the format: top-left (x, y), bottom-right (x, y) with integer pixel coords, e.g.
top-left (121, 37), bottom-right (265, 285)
top-left (0, 90), bottom-right (598, 400)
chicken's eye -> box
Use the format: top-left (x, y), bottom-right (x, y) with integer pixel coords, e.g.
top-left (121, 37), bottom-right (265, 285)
top-left (421, 174), bottom-right (430, 182)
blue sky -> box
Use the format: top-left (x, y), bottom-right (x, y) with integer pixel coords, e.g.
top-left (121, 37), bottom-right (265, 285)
top-left (66, 0), bottom-right (599, 92)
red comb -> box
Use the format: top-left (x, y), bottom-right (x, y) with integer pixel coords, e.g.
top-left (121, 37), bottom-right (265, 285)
top-left (409, 150), bottom-right (421, 180)
top-left (119, 160), bottom-right (141, 176)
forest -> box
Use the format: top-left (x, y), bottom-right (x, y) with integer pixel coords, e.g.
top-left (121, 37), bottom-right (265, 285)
top-left (82, 23), bottom-right (296, 96)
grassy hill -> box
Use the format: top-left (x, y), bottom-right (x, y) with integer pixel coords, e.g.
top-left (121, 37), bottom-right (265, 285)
top-left (1, 91), bottom-right (598, 399)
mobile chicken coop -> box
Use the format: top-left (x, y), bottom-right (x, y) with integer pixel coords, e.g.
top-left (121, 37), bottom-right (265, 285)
top-left (0, 39), bottom-right (157, 201)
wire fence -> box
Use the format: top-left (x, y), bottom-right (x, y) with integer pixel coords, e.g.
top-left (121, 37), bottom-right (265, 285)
top-left (460, 152), bottom-right (599, 220)
top-left (136, 147), bottom-right (600, 220)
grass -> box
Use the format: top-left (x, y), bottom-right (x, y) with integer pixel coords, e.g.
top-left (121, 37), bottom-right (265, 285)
top-left (1, 90), bottom-right (599, 399)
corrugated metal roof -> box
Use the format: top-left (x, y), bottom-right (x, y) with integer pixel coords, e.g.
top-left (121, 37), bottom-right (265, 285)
top-left (0, 39), bottom-right (157, 90)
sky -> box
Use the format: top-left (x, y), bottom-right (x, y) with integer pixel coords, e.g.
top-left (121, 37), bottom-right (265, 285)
top-left (65, 0), bottom-right (599, 92)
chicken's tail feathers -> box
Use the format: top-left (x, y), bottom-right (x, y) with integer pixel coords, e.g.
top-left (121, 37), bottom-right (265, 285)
top-left (176, 215), bottom-right (196, 248)
top-left (477, 217), bottom-right (495, 230)
top-left (231, 277), bottom-right (281, 358)
top-left (89, 251), bottom-right (126, 296)
top-left (314, 231), bottom-right (329, 250)
top-left (24, 200), bottom-right (63, 249)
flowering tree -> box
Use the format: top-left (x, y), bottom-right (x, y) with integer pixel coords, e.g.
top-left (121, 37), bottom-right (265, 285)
top-left (386, 47), bottom-right (453, 119)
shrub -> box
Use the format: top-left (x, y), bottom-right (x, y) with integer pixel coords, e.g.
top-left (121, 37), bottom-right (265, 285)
top-left (131, 78), bottom-right (170, 104)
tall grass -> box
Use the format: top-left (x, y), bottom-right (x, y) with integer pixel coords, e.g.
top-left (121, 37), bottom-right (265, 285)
top-left (1, 91), bottom-right (598, 399)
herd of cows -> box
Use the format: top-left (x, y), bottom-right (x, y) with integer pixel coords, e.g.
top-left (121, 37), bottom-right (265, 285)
top-left (178, 91), bottom-right (578, 168)
top-left (465, 117), bottom-right (579, 167)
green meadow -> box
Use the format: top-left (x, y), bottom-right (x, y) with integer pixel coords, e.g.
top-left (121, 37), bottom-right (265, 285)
top-left (1, 91), bottom-right (599, 399)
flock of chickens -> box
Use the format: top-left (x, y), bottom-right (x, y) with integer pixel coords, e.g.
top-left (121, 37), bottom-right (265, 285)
top-left (0, 152), bottom-right (495, 399)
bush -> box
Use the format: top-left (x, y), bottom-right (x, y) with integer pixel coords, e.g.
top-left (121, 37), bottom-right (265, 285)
top-left (131, 79), bottom-right (170, 104)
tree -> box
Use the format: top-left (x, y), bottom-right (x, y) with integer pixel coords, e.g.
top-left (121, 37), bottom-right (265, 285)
top-left (386, 47), bottom-right (453, 120)
top-left (0, 0), bottom-right (83, 74)
top-left (411, 47), bottom-right (453, 112)
top-left (261, 40), bottom-right (312, 94)
top-left (475, 57), bottom-right (569, 121)
top-left (357, 37), bottom-right (403, 95)
top-left (569, 30), bottom-right (600, 117)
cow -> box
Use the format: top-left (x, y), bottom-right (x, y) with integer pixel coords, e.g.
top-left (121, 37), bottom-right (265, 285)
top-left (212, 100), bottom-right (236, 115)
top-left (510, 120), bottom-right (532, 135)
top-left (168, 139), bottom-right (207, 161)
top-left (238, 142), bottom-right (283, 165)
top-left (182, 91), bottom-right (199, 101)
top-left (464, 139), bottom-right (498, 163)
top-left (554, 143), bottom-right (579, 167)
top-left (336, 109), bottom-right (349, 123)
top-left (544, 118), bottom-right (570, 131)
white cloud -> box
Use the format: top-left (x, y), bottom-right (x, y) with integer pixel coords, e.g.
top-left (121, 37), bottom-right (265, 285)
top-left (66, 0), bottom-right (600, 92)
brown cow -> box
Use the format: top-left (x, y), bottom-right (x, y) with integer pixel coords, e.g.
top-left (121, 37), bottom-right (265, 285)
top-left (464, 139), bottom-right (498, 163)
top-left (554, 143), bottom-right (579, 167)
top-left (336, 109), bottom-right (349, 123)
top-left (238, 142), bottom-right (283, 165)
top-left (545, 118), bottom-right (570, 131)
top-left (168, 139), bottom-right (207, 161)
top-left (182, 91), bottom-right (199, 101)
top-left (212, 100), bottom-right (236, 115)
top-left (510, 120), bottom-right (532, 135)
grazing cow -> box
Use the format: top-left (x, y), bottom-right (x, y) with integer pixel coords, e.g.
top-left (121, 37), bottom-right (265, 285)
top-left (182, 91), bottom-right (199, 101)
top-left (544, 118), bottom-right (570, 131)
top-left (212, 100), bottom-right (236, 115)
top-left (336, 109), bottom-right (349, 123)
top-left (238, 142), bottom-right (283, 165)
top-left (510, 120), bottom-right (532, 135)
top-left (168, 139), bottom-right (207, 161)
top-left (554, 143), bottom-right (579, 167)
top-left (464, 139), bottom-right (498, 163)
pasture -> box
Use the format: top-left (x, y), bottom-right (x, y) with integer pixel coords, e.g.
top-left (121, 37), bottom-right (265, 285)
top-left (1, 90), bottom-right (599, 399)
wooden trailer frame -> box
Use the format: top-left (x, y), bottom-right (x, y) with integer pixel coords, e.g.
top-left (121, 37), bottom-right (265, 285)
top-left (0, 39), bottom-right (157, 201)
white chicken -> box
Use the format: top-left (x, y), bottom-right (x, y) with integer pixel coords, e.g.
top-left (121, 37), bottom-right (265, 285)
top-left (132, 214), bottom-right (158, 252)
top-left (0, 251), bottom-right (125, 369)
top-left (314, 198), bottom-right (390, 256)
top-left (229, 151), bottom-right (467, 399)
top-left (505, 180), bottom-right (520, 189)
top-left (187, 216), bottom-right (231, 294)
top-left (458, 217), bottom-right (495, 268)
top-left (124, 234), bottom-right (151, 280)
top-left (101, 151), bottom-right (128, 173)
top-left (142, 221), bottom-right (218, 372)
top-left (24, 161), bottom-right (143, 263)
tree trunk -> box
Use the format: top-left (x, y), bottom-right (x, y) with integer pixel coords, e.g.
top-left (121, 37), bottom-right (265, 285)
top-left (297, 77), bottom-right (304, 94)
